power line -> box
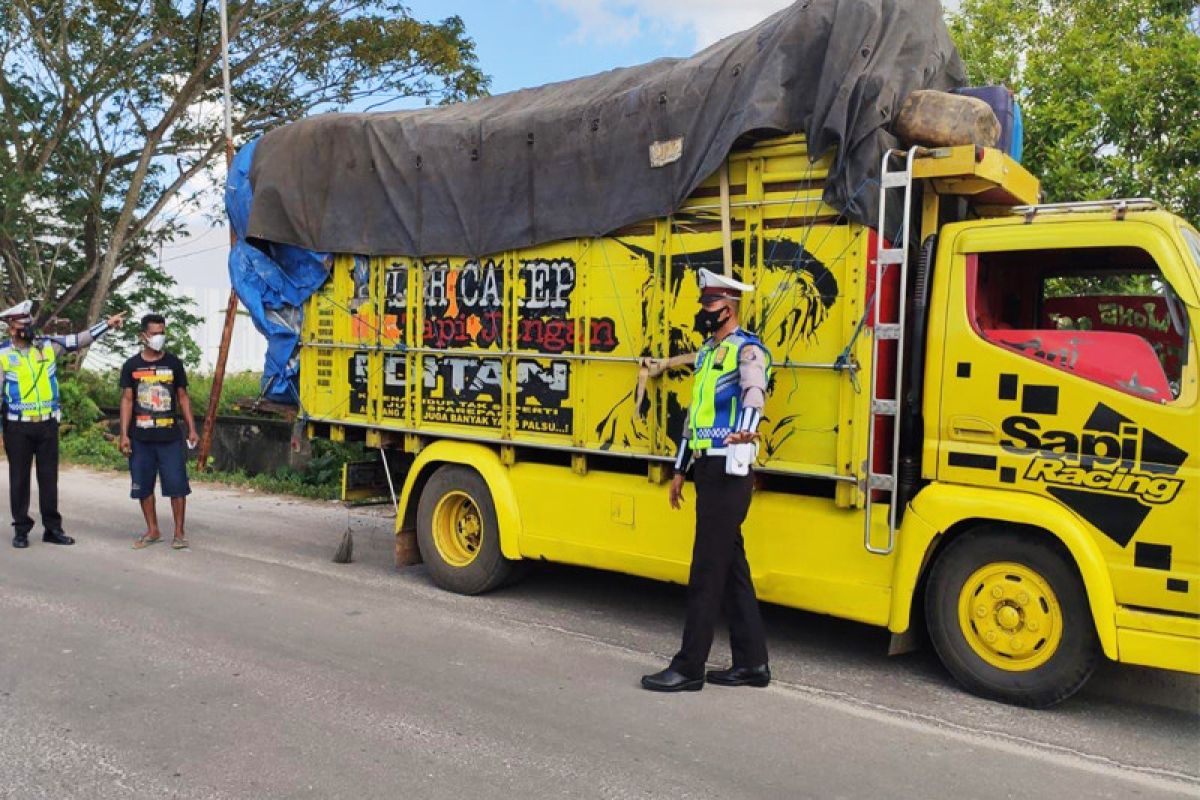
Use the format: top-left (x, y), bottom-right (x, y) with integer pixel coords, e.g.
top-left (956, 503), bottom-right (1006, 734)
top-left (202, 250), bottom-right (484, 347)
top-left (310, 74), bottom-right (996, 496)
top-left (160, 242), bottom-right (231, 264)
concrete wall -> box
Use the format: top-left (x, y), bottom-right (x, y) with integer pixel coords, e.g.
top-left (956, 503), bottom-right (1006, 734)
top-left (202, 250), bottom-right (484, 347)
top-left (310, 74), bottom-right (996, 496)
top-left (200, 415), bottom-right (308, 475)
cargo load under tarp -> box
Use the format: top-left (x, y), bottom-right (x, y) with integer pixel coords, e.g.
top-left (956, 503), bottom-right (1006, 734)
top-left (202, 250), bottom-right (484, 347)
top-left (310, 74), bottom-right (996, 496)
top-left (244, 0), bottom-right (963, 258)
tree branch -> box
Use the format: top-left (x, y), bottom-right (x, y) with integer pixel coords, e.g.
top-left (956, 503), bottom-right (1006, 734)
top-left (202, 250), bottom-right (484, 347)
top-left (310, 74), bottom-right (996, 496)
top-left (125, 139), bottom-right (227, 245)
top-left (82, 34), bottom-right (231, 327)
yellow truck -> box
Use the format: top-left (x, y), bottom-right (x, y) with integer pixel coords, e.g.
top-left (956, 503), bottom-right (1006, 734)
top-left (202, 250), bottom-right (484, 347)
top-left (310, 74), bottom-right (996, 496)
top-left (294, 133), bottom-right (1200, 707)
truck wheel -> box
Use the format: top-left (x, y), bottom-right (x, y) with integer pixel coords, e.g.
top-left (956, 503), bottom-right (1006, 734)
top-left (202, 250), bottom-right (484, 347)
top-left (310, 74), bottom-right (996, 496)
top-left (416, 465), bottom-right (516, 595)
top-left (924, 526), bottom-right (1098, 708)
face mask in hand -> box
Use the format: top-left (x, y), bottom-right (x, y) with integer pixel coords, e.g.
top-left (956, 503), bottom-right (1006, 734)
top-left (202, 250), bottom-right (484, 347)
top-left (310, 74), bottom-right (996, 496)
top-left (693, 307), bottom-right (728, 337)
top-left (146, 334), bottom-right (166, 352)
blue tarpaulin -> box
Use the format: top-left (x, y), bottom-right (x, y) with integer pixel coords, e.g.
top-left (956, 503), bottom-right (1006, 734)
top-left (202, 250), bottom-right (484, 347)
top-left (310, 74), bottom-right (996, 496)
top-left (226, 139), bottom-right (331, 404)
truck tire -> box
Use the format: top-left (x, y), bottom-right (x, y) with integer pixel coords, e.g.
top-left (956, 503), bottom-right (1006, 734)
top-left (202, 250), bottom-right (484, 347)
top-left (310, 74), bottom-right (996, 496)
top-left (924, 526), bottom-right (1098, 708)
top-left (416, 465), bottom-right (516, 595)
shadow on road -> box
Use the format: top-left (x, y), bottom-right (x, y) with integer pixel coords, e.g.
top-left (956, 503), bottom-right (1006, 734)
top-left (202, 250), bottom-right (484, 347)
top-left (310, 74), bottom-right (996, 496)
top-left (471, 559), bottom-right (1200, 725)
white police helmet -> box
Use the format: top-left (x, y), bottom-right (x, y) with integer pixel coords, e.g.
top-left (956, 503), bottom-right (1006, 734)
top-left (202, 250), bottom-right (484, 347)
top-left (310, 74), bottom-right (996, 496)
top-left (697, 268), bottom-right (754, 301)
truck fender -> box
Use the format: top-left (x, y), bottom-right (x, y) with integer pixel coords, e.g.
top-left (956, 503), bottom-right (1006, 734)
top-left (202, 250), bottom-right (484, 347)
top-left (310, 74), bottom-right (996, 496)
top-left (396, 442), bottom-right (523, 561)
top-left (889, 483), bottom-right (1119, 661)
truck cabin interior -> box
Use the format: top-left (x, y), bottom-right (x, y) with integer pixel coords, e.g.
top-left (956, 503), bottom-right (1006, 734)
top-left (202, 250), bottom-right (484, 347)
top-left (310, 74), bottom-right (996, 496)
top-left (967, 245), bottom-right (1190, 403)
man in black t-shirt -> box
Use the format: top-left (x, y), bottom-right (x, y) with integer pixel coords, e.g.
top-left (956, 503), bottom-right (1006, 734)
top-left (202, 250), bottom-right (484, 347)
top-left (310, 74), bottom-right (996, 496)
top-left (119, 314), bottom-right (199, 550)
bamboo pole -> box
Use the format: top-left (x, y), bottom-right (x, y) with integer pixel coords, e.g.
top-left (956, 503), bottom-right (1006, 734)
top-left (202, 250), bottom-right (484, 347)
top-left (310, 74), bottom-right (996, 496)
top-left (719, 161), bottom-right (733, 277)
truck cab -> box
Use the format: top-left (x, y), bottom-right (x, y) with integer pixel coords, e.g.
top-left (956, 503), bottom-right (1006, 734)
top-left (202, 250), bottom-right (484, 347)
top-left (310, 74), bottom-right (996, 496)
top-left (909, 201), bottom-right (1200, 698)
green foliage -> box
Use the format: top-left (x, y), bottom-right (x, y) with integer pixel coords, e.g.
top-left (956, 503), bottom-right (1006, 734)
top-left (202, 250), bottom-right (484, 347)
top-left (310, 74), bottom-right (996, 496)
top-left (69, 367), bottom-right (268, 415)
top-left (190, 465), bottom-right (341, 501)
top-left (1045, 273), bottom-right (1160, 298)
top-left (93, 280), bottom-right (205, 370)
top-left (307, 438), bottom-right (368, 486)
top-left (0, 1), bottom-right (488, 365)
top-left (203, 440), bottom-right (365, 500)
top-left (70, 368), bottom-right (123, 409)
top-left (185, 371), bottom-right (270, 416)
top-left (58, 426), bottom-right (126, 471)
top-left (46, 370), bottom-right (124, 469)
top-left (55, 373), bottom-right (103, 432)
top-left (949, 0), bottom-right (1200, 226)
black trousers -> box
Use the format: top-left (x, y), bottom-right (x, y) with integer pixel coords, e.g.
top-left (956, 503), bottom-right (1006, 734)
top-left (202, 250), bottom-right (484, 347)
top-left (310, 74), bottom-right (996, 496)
top-left (3, 419), bottom-right (63, 537)
top-left (670, 455), bottom-right (768, 678)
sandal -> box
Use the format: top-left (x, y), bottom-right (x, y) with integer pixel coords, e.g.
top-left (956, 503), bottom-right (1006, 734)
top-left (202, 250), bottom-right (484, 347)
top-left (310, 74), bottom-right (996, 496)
top-left (133, 535), bottom-right (162, 550)
top-left (171, 537), bottom-right (190, 550)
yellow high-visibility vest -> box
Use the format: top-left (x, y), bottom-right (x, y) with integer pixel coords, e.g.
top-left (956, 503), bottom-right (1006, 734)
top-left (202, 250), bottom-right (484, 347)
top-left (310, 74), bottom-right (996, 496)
top-left (2, 341), bottom-right (59, 420)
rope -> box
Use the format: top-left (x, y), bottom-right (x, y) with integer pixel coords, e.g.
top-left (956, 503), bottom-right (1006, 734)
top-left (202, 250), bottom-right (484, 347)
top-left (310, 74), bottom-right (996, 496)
top-left (593, 238), bottom-right (637, 354)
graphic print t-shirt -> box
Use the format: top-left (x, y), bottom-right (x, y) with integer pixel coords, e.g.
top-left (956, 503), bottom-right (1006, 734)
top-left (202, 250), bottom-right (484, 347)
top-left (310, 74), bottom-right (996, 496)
top-left (119, 352), bottom-right (188, 442)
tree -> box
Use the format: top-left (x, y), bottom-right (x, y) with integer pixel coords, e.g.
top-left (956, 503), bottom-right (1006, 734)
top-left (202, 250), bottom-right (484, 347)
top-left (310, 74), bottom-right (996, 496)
top-left (0, 0), bottom-right (488, 365)
top-left (948, 0), bottom-right (1200, 227)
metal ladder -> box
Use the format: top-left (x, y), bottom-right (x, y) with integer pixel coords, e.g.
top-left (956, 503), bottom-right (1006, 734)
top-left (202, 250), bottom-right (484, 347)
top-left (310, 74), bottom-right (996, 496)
top-left (863, 147), bottom-right (919, 555)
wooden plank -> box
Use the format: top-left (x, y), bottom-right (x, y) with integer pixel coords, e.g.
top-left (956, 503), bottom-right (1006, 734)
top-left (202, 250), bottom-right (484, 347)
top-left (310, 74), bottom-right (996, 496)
top-left (720, 160), bottom-right (733, 277)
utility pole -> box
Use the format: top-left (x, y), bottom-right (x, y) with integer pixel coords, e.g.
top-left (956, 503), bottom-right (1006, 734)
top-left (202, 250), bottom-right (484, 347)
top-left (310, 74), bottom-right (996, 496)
top-left (197, 0), bottom-right (237, 471)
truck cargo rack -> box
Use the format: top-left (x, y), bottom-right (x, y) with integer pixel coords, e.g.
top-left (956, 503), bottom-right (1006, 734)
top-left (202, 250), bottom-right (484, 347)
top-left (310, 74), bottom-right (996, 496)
top-left (863, 147), bottom-right (921, 556)
top-left (1010, 198), bottom-right (1158, 221)
top-left (907, 145), bottom-right (1040, 208)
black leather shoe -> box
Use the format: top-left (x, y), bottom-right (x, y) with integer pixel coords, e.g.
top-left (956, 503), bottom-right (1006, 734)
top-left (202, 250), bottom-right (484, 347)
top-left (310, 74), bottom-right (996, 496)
top-left (12, 533), bottom-right (28, 549)
top-left (42, 530), bottom-right (75, 545)
top-left (641, 668), bottom-right (703, 692)
top-left (706, 664), bottom-right (771, 687)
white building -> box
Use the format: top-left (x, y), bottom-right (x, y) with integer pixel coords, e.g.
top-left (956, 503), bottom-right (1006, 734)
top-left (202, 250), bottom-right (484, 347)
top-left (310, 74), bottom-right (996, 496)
top-left (170, 284), bottom-right (268, 374)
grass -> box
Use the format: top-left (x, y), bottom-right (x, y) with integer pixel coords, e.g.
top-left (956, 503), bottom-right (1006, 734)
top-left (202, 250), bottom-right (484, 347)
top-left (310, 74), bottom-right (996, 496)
top-left (187, 371), bottom-right (268, 416)
top-left (59, 427), bottom-right (127, 471)
top-left (74, 368), bottom-right (266, 415)
top-left (191, 465), bottom-right (343, 500)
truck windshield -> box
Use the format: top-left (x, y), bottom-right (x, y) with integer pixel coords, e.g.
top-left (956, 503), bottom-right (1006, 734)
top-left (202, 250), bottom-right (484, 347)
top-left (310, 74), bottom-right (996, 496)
top-left (971, 245), bottom-right (1192, 402)
top-left (1184, 227), bottom-right (1200, 273)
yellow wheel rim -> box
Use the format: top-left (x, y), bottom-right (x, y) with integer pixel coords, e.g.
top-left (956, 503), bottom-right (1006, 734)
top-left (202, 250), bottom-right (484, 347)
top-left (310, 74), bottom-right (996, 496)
top-left (431, 491), bottom-right (484, 567)
top-left (957, 562), bottom-right (1063, 672)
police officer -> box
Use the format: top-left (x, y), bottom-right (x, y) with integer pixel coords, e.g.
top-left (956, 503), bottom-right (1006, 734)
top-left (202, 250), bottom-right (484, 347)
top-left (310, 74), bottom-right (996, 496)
top-left (0, 301), bottom-right (124, 548)
top-left (642, 268), bottom-right (772, 692)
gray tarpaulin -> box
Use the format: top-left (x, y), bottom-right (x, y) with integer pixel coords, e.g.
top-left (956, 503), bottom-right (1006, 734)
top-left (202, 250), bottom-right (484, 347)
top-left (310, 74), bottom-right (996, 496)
top-left (245, 0), bottom-right (963, 258)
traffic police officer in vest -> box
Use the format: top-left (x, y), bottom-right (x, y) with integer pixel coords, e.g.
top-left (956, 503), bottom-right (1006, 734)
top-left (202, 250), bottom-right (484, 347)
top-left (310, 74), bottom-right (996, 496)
top-left (0, 301), bottom-right (124, 548)
top-left (642, 268), bottom-right (772, 692)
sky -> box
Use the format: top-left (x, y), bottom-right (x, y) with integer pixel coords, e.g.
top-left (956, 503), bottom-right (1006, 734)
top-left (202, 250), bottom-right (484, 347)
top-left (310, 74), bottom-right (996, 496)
top-left (402, 0), bottom-right (797, 93)
top-left (413, 0), bottom-right (958, 95)
top-left (168, 0), bottom-right (960, 289)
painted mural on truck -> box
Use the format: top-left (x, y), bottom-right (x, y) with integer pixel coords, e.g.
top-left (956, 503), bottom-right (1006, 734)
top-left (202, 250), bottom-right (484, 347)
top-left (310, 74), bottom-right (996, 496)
top-left (363, 255), bottom-right (618, 435)
top-left (593, 231), bottom-right (841, 465)
top-left (324, 224), bottom-right (850, 468)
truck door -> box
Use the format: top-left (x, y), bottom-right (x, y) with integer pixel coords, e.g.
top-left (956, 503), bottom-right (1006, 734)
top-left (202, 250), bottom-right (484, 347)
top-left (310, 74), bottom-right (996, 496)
top-left (934, 220), bottom-right (1199, 618)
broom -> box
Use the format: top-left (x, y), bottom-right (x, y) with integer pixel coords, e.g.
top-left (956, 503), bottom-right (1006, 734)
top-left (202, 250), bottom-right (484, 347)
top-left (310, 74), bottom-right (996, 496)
top-left (333, 527), bottom-right (353, 563)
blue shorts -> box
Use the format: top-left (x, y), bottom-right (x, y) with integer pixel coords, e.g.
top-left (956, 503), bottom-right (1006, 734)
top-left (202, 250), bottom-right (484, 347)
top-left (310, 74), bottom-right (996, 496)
top-left (129, 438), bottom-right (192, 499)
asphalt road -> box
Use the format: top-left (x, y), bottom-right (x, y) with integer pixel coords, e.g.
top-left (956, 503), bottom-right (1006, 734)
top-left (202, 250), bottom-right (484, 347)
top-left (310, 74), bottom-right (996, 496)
top-left (0, 466), bottom-right (1197, 799)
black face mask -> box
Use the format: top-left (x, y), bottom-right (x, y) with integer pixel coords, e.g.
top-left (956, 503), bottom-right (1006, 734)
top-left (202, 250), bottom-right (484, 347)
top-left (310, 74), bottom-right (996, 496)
top-left (694, 307), bottom-right (728, 337)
